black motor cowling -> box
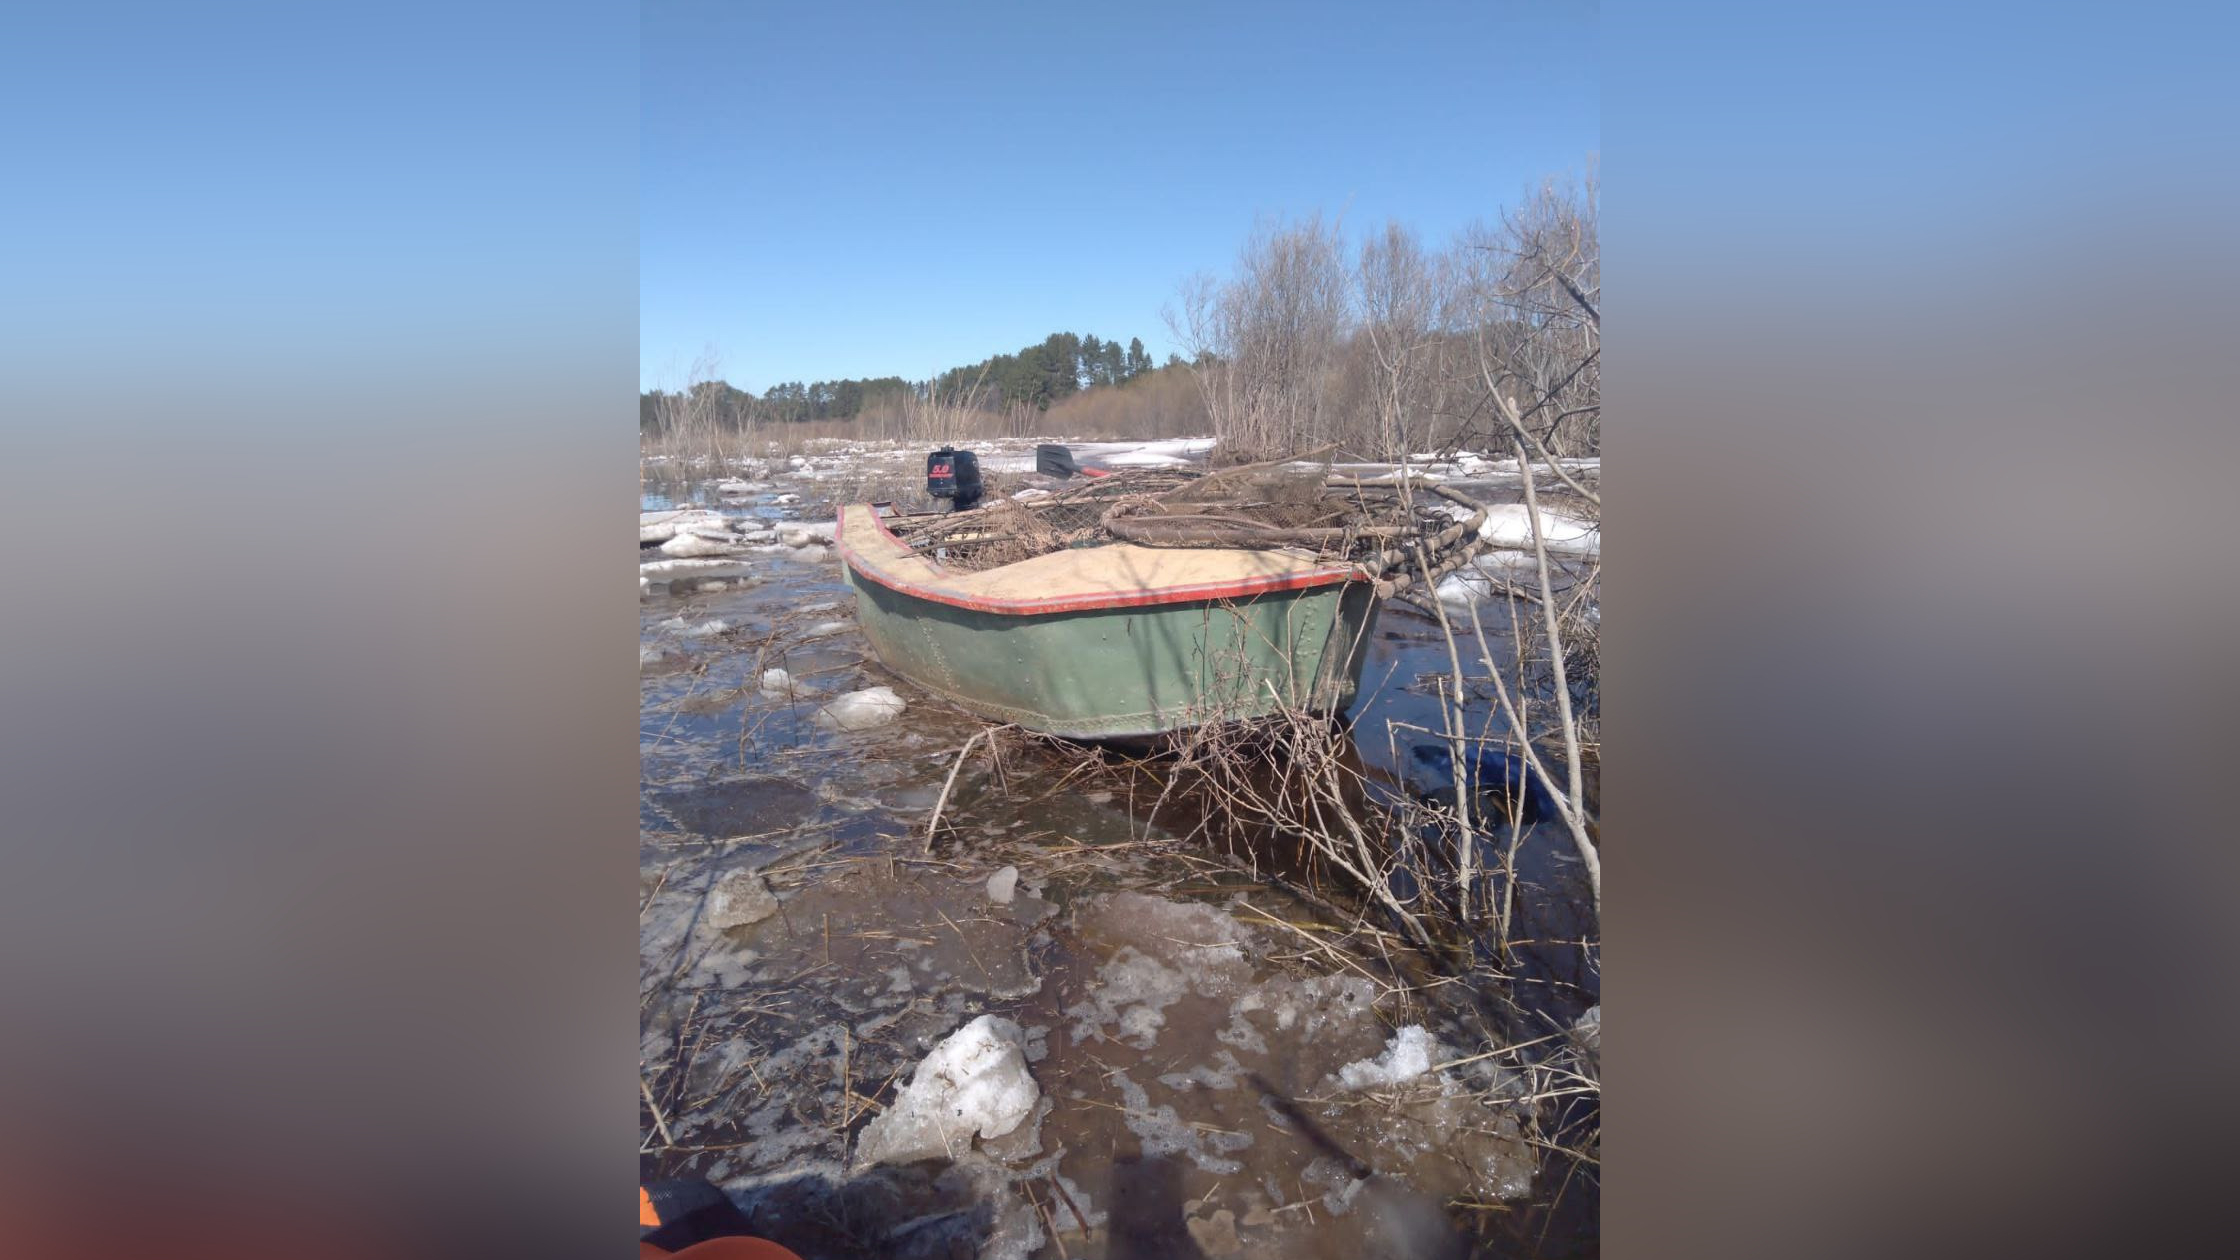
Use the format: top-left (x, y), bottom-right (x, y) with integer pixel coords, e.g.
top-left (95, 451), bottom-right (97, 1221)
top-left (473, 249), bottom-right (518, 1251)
top-left (926, 446), bottom-right (984, 509)
top-left (1035, 443), bottom-right (1082, 478)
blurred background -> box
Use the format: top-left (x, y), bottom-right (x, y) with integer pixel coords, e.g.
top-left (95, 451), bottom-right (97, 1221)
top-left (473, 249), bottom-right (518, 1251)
top-left (1, 2), bottom-right (2236, 1258)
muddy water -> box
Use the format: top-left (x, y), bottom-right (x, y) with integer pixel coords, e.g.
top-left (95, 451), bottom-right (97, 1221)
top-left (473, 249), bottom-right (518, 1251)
top-left (641, 444), bottom-right (1598, 1259)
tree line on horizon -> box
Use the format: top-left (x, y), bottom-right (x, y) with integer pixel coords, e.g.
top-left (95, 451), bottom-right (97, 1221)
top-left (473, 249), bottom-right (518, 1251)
top-left (638, 332), bottom-right (1176, 431)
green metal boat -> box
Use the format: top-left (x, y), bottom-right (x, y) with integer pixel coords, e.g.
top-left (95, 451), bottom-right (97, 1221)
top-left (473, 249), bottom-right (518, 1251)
top-left (835, 503), bottom-right (1382, 739)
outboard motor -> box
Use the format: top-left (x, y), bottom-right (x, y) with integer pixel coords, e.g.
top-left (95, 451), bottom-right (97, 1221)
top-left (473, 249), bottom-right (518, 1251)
top-left (1035, 443), bottom-right (1082, 478)
top-left (925, 446), bottom-right (984, 510)
top-left (1034, 442), bottom-right (1110, 479)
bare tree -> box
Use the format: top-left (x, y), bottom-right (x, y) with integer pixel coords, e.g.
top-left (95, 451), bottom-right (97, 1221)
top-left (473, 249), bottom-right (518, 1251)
top-left (644, 348), bottom-right (753, 472)
top-left (1168, 214), bottom-right (1352, 460)
top-left (1458, 163), bottom-right (1600, 459)
top-left (1358, 221), bottom-right (1457, 459)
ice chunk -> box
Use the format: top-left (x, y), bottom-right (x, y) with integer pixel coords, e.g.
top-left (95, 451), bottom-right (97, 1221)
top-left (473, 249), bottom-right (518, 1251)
top-left (773, 520), bottom-right (838, 545)
top-left (640, 508), bottom-right (727, 544)
top-left (1572, 1004), bottom-right (1600, 1055)
top-left (660, 534), bottom-right (740, 558)
top-left (1334, 1025), bottom-right (1443, 1090)
top-left (1472, 503), bottom-right (1599, 556)
top-left (853, 1015), bottom-right (1039, 1167)
top-left (986, 865), bottom-right (1019, 905)
top-left (1471, 550), bottom-right (1543, 580)
top-left (757, 668), bottom-right (798, 697)
top-left (640, 558), bottom-right (755, 582)
top-left (656, 616), bottom-right (729, 638)
top-left (814, 686), bottom-right (906, 731)
top-left (639, 643), bottom-right (668, 667)
top-left (705, 871), bottom-right (779, 930)
top-left (787, 544), bottom-right (830, 564)
top-left (801, 620), bottom-right (850, 638)
top-left (1065, 946), bottom-right (1188, 1049)
top-left (1434, 572), bottom-right (1496, 609)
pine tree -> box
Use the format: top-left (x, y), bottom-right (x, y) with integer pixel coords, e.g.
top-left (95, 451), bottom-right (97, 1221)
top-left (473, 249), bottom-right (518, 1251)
top-left (1126, 337), bottom-right (1152, 380)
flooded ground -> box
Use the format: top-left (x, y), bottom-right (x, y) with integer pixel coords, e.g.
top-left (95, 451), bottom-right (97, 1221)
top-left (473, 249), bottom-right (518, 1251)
top-left (641, 437), bottom-right (1600, 1258)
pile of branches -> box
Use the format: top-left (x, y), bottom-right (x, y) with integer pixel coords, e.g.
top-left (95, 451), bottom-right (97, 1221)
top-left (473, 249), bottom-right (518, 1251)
top-left (888, 451), bottom-right (1499, 594)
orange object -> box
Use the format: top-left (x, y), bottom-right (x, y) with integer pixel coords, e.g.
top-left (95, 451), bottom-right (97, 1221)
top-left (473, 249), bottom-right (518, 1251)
top-left (640, 1238), bottom-right (804, 1260)
top-left (639, 1181), bottom-right (804, 1260)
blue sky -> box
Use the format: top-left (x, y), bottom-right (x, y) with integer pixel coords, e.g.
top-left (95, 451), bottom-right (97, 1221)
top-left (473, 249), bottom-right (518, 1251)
top-left (641, 0), bottom-right (1597, 392)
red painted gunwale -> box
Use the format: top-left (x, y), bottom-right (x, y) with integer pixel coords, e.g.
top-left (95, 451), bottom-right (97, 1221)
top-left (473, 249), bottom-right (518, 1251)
top-left (836, 504), bottom-right (1366, 617)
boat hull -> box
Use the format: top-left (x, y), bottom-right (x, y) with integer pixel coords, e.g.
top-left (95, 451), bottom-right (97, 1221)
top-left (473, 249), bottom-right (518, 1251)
top-left (836, 507), bottom-right (1379, 739)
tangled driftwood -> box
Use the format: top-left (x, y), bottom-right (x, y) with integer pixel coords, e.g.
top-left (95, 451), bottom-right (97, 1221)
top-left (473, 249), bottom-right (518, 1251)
top-left (887, 456), bottom-right (1495, 596)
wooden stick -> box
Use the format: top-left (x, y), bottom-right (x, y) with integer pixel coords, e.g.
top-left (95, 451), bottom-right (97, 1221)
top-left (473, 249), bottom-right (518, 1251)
top-left (925, 727), bottom-right (994, 852)
top-left (639, 1073), bottom-right (677, 1149)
